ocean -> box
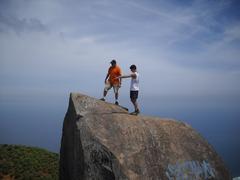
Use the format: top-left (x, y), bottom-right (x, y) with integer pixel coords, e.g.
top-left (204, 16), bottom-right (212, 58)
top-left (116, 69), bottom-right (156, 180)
top-left (0, 93), bottom-right (239, 177)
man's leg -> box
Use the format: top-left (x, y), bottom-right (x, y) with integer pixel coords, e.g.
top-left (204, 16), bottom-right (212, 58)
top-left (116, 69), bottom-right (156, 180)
top-left (130, 91), bottom-right (140, 114)
top-left (131, 98), bottom-right (139, 112)
top-left (103, 90), bottom-right (108, 98)
top-left (113, 85), bottom-right (119, 105)
top-left (101, 83), bottom-right (111, 101)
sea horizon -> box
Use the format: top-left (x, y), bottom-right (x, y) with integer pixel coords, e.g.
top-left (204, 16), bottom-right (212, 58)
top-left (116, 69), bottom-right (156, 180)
top-left (0, 92), bottom-right (239, 177)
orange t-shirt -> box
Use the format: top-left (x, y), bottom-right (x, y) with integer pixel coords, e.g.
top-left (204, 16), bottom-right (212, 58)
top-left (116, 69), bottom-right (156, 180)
top-left (108, 65), bottom-right (122, 85)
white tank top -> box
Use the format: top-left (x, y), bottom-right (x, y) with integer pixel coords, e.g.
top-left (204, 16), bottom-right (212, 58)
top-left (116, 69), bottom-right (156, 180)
top-left (130, 72), bottom-right (139, 91)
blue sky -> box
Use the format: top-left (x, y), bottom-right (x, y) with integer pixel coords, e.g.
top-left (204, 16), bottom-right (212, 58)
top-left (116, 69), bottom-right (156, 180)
top-left (0, 0), bottom-right (240, 99)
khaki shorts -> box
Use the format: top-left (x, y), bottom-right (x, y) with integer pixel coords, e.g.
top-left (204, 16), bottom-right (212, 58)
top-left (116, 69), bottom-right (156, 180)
top-left (104, 82), bottom-right (120, 93)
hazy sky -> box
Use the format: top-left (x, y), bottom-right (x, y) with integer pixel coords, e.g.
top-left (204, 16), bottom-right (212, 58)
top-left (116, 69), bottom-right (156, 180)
top-left (1, 0), bottom-right (240, 99)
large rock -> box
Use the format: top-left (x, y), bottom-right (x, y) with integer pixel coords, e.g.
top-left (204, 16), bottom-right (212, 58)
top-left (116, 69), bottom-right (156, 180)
top-left (60, 93), bottom-right (231, 180)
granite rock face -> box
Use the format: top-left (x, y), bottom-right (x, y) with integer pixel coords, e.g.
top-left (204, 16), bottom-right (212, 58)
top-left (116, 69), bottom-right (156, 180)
top-left (60, 93), bottom-right (231, 180)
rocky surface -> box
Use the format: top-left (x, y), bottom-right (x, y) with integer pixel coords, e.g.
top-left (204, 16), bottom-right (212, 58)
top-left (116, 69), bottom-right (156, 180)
top-left (60, 93), bottom-right (231, 180)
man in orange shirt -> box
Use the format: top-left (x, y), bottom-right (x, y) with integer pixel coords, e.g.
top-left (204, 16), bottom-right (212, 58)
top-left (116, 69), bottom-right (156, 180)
top-left (100, 60), bottom-right (122, 105)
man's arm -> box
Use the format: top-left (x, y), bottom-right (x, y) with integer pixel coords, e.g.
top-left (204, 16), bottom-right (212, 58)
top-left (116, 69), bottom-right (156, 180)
top-left (119, 68), bottom-right (122, 84)
top-left (117, 73), bottom-right (136, 79)
top-left (105, 73), bottom-right (109, 84)
top-left (119, 75), bottom-right (131, 78)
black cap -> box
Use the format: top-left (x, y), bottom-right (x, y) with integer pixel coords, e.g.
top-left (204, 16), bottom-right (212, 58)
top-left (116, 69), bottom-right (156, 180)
top-left (110, 59), bottom-right (116, 64)
top-left (130, 64), bottom-right (136, 70)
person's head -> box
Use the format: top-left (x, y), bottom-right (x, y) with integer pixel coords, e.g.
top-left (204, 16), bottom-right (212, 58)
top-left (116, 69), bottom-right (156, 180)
top-left (110, 59), bottom-right (117, 67)
top-left (130, 64), bottom-right (137, 72)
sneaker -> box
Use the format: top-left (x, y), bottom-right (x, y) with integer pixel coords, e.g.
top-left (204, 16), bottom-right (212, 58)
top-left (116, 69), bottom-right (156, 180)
top-left (130, 109), bottom-right (140, 115)
top-left (135, 109), bottom-right (140, 114)
top-left (115, 101), bottom-right (119, 105)
top-left (100, 98), bottom-right (105, 101)
top-left (130, 111), bottom-right (137, 115)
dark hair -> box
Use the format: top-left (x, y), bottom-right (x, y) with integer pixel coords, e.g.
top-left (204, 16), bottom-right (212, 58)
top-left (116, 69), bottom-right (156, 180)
top-left (110, 59), bottom-right (116, 64)
top-left (130, 64), bottom-right (136, 70)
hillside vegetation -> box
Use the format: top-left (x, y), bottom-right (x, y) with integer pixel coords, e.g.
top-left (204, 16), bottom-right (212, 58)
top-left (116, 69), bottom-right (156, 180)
top-left (0, 144), bottom-right (59, 180)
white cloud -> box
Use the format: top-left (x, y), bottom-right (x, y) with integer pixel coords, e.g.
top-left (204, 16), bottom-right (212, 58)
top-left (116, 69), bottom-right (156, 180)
top-left (0, 0), bottom-right (239, 98)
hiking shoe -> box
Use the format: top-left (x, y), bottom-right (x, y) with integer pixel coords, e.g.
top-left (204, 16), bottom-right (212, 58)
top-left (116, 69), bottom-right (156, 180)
top-left (100, 98), bottom-right (105, 101)
top-left (130, 109), bottom-right (140, 115)
top-left (130, 111), bottom-right (137, 115)
top-left (135, 109), bottom-right (140, 114)
top-left (115, 101), bottom-right (119, 105)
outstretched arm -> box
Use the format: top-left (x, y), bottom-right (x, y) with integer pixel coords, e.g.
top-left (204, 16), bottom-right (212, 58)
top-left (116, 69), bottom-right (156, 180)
top-left (119, 75), bottom-right (131, 78)
top-left (116, 73), bottom-right (136, 79)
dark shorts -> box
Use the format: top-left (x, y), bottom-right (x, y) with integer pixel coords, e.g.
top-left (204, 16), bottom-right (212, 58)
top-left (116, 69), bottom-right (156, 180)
top-left (130, 91), bottom-right (139, 100)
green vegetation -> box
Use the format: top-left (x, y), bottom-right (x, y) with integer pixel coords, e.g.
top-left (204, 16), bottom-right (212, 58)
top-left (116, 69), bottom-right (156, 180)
top-left (0, 144), bottom-right (59, 180)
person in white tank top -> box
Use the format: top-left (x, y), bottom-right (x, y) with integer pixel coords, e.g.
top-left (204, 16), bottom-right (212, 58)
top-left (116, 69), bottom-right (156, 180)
top-left (116, 64), bottom-right (140, 115)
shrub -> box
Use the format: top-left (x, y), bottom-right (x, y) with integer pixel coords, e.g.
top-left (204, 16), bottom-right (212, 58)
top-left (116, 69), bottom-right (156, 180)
top-left (0, 144), bottom-right (59, 180)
